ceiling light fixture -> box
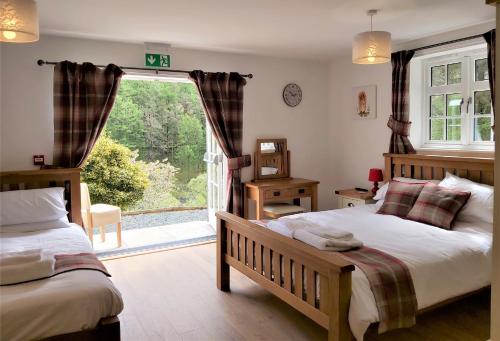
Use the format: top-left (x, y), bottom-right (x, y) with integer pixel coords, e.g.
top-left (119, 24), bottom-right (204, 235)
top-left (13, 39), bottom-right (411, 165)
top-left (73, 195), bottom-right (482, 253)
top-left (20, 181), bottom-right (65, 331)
top-left (352, 9), bottom-right (391, 64)
top-left (0, 0), bottom-right (39, 43)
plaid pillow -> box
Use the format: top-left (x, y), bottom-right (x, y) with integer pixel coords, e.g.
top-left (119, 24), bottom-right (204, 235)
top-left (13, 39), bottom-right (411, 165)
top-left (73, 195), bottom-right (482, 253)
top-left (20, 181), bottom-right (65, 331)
top-left (377, 181), bottom-right (425, 218)
top-left (406, 183), bottom-right (471, 229)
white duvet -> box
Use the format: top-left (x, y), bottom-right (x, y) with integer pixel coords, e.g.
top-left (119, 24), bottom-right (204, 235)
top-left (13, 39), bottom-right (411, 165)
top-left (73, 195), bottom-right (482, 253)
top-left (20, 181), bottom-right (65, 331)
top-left (0, 224), bottom-right (123, 341)
top-left (264, 205), bottom-right (492, 340)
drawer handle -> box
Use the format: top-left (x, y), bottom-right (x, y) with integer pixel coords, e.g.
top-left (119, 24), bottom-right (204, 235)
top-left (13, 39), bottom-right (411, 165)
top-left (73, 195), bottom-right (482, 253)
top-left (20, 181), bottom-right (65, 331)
top-left (273, 191), bottom-right (281, 196)
top-left (347, 203), bottom-right (354, 207)
top-left (298, 188), bottom-right (305, 194)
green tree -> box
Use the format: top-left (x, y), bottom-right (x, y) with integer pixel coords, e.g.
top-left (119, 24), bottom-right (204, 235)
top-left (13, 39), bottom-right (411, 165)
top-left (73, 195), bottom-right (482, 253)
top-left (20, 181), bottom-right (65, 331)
top-left (174, 173), bottom-right (207, 207)
top-left (185, 173), bottom-right (207, 207)
top-left (175, 114), bottom-right (206, 182)
top-left (106, 96), bottom-right (148, 156)
top-left (131, 159), bottom-right (181, 211)
top-left (82, 135), bottom-right (149, 210)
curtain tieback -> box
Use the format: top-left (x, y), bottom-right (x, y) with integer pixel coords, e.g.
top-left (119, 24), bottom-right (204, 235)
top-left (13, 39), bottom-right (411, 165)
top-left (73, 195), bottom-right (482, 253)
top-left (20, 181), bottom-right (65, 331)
top-left (387, 116), bottom-right (412, 137)
top-left (227, 155), bottom-right (251, 170)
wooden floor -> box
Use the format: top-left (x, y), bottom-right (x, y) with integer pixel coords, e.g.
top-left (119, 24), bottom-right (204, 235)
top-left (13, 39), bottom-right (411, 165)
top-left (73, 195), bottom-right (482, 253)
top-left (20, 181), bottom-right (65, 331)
top-left (104, 243), bottom-right (490, 341)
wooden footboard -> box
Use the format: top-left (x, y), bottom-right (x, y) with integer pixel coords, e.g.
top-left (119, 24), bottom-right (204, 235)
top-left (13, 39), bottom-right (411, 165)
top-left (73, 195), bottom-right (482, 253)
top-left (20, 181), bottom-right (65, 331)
top-left (216, 212), bottom-right (355, 341)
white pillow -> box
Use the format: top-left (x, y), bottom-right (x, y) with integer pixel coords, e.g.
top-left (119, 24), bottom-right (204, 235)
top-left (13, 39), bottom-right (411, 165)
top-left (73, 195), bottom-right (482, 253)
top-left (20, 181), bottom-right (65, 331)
top-left (439, 172), bottom-right (494, 224)
top-left (373, 177), bottom-right (440, 201)
top-left (0, 217), bottom-right (71, 233)
top-left (0, 188), bottom-right (68, 226)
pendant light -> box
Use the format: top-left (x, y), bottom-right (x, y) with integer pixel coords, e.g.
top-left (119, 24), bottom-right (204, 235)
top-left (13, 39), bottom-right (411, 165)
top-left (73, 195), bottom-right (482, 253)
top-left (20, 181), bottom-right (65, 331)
top-left (0, 0), bottom-right (39, 43)
top-left (352, 10), bottom-right (391, 64)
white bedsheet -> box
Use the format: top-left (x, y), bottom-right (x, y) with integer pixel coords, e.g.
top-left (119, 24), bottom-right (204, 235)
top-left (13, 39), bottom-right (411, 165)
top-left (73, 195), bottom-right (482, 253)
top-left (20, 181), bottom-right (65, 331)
top-left (0, 224), bottom-right (123, 341)
top-left (264, 205), bottom-right (492, 340)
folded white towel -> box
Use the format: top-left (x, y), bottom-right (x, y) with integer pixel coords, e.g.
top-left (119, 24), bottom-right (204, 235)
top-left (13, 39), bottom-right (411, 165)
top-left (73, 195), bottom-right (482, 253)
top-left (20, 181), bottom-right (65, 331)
top-left (278, 217), bottom-right (354, 240)
top-left (0, 254), bottom-right (55, 285)
top-left (293, 229), bottom-right (363, 251)
top-left (0, 249), bottom-right (42, 266)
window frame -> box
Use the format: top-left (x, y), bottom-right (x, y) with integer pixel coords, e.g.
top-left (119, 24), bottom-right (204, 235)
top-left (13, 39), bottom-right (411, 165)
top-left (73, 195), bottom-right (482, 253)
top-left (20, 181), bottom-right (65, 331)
top-left (421, 48), bottom-right (494, 150)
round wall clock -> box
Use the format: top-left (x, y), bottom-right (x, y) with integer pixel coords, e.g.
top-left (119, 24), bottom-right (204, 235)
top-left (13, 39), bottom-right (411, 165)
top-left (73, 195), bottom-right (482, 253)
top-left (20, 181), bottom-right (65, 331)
top-left (282, 83), bottom-right (302, 107)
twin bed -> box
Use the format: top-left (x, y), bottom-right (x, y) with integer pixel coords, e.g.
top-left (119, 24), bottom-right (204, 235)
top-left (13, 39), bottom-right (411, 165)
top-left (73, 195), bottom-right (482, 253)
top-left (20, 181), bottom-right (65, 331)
top-left (216, 153), bottom-right (494, 341)
top-left (0, 169), bottom-right (123, 341)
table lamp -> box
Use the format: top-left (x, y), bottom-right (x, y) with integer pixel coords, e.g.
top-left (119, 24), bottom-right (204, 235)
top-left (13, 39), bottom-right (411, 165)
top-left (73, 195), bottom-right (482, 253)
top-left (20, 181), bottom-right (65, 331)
top-left (368, 168), bottom-right (383, 194)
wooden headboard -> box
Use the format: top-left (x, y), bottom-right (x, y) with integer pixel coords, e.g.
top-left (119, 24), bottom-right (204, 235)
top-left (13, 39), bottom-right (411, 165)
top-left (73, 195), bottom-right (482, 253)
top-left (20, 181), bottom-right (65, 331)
top-left (0, 168), bottom-right (82, 225)
top-left (384, 153), bottom-right (494, 186)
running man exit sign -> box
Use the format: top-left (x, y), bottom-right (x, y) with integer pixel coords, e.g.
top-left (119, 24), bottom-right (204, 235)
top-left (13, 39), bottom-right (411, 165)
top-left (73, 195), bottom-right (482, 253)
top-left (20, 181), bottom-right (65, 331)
top-left (145, 53), bottom-right (171, 68)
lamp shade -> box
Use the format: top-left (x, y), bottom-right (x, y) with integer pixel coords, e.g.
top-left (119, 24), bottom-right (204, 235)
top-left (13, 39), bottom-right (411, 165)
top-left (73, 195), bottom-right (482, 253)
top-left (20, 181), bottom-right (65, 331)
top-left (368, 168), bottom-right (383, 182)
top-left (0, 0), bottom-right (39, 43)
top-left (352, 31), bottom-right (391, 64)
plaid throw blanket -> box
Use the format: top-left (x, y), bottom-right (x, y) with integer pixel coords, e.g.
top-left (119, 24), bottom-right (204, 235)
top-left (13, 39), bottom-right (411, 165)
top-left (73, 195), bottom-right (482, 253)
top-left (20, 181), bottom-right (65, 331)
top-left (338, 246), bottom-right (417, 333)
top-left (54, 252), bottom-right (110, 277)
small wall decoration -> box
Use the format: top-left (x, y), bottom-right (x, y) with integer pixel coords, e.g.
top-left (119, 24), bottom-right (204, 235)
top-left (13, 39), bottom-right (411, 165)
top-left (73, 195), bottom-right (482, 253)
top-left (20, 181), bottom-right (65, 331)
top-left (352, 85), bottom-right (376, 119)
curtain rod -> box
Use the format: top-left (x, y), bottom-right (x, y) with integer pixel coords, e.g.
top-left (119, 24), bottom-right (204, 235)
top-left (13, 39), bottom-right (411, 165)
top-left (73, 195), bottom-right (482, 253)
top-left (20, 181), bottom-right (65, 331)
top-left (36, 59), bottom-right (253, 79)
top-left (409, 33), bottom-right (485, 53)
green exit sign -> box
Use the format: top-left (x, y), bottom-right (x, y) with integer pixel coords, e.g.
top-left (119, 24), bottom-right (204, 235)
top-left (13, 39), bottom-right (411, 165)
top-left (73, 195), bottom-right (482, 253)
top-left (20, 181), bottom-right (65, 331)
top-left (145, 53), bottom-right (170, 68)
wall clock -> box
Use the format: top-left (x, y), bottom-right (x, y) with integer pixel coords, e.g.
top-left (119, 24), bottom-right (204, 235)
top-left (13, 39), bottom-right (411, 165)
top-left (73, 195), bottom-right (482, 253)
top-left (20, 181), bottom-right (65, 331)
top-left (282, 83), bottom-right (302, 107)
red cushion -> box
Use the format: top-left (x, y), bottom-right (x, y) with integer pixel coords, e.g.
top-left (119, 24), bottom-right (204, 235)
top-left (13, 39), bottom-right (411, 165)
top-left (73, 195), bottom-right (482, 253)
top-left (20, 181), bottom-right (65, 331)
top-left (377, 181), bottom-right (425, 218)
top-left (406, 183), bottom-right (471, 229)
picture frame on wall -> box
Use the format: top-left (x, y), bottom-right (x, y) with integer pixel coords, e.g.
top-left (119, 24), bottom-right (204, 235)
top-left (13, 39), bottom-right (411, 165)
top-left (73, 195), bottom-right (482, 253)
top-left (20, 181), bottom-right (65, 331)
top-left (352, 85), bottom-right (377, 119)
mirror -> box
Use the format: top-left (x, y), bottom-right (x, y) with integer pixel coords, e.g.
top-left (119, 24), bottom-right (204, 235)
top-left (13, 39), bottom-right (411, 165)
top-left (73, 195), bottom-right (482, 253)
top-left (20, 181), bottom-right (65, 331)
top-left (254, 138), bottom-right (289, 180)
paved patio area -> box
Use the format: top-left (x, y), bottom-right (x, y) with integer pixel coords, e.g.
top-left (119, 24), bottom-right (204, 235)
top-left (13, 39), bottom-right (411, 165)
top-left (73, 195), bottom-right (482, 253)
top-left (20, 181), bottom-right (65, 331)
top-left (90, 209), bottom-right (215, 258)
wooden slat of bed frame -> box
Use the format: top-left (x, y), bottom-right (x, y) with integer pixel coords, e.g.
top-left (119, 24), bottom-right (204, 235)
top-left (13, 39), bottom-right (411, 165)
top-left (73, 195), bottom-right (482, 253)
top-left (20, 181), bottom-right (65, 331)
top-left (295, 262), bottom-right (304, 300)
top-left (284, 256), bottom-right (292, 291)
top-left (273, 252), bottom-right (281, 286)
top-left (306, 269), bottom-right (316, 306)
top-left (319, 274), bottom-right (331, 314)
top-left (264, 246), bottom-right (272, 280)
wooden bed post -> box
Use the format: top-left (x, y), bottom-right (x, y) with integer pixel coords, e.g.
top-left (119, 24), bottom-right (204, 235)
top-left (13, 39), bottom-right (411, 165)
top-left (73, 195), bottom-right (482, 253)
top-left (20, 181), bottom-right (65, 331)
top-left (328, 271), bottom-right (353, 341)
top-left (217, 216), bottom-right (230, 291)
top-left (69, 170), bottom-right (83, 226)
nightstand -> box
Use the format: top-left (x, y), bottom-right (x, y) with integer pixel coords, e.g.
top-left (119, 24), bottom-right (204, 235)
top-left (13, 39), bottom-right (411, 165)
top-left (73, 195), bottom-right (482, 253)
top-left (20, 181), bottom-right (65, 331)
top-left (335, 189), bottom-right (376, 208)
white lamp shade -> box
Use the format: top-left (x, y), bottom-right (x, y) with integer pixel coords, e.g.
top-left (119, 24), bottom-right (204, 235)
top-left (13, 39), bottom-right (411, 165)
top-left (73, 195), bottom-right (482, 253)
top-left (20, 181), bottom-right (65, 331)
top-left (0, 0), bottom-right (39, 43)
top-left (352, 31), bottom-right (391, 64)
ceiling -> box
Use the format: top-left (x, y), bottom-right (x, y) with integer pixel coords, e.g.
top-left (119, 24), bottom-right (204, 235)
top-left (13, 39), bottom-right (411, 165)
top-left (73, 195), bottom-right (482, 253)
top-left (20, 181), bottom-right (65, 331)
top-left (38, 0), bottom-right (495, 60)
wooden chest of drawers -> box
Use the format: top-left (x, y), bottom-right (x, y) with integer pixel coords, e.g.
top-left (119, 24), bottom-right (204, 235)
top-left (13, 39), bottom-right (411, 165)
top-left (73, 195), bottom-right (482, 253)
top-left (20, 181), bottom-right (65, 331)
top-left (244, 178), bottom-right (319, 219)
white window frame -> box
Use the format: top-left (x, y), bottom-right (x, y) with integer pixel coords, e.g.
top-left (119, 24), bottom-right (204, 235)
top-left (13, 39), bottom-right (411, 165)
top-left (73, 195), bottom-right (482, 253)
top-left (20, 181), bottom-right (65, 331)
top-left (421, 48), bottom-right (494, 150)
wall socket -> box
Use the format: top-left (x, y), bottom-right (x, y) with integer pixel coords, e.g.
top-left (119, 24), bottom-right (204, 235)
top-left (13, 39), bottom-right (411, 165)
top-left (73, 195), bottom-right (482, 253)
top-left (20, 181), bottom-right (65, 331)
top-left (33, 155), bottom-right (45, 166)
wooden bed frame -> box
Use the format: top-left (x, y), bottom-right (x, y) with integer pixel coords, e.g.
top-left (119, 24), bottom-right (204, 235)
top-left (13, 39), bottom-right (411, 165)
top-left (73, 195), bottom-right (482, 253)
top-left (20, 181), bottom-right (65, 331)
top-left (216, 153), bottom-right (494, 341)
top-left (0, 168), bottom-right (121, 341)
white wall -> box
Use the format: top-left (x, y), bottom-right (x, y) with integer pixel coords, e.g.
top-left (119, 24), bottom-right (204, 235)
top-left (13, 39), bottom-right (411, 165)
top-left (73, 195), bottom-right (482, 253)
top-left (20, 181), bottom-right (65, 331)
top-left (327, 60), bottom-right (392, 195)
top-left (327, 22), bottom-right (495, 203)
top-left (0, 35), bottom-right (334, 209)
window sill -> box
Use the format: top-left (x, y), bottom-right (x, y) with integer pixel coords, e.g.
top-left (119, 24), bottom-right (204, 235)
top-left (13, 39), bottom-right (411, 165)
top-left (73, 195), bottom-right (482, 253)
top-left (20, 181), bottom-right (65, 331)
top-left (417, 145), bottom-right (494, 158)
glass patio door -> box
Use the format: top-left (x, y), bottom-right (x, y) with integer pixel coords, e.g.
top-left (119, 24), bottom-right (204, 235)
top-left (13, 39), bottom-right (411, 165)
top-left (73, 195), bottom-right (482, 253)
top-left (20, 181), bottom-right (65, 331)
top-left (204, 124), bottom-right (224, 227)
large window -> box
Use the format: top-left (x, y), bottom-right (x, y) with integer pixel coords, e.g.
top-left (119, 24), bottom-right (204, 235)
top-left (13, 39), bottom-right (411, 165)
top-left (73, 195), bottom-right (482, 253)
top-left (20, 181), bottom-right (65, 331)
top-left (423, 49), bottom-right (494, 149)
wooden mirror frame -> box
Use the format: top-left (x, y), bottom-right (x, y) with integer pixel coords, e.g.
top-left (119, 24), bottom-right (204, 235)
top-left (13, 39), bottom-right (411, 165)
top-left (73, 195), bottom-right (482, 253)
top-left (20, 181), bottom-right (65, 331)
top-left (254, 138), bottom-right (290, 181)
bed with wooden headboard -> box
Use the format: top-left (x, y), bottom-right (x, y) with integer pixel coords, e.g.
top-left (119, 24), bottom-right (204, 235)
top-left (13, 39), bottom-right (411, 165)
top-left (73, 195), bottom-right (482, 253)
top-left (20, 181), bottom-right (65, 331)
top-left (0, 168), bottom-right (120, 341)
top-left (215, 153), bottom-right (494, 341)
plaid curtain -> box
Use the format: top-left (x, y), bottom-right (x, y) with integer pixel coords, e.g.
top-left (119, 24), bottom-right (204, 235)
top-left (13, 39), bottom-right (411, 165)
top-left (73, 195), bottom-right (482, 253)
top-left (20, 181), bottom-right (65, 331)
top-left (388, 50), bottom-right (416, 154)
top-left (53, 61), bottom-right (124, 167)
top-left (483, 29), bottom-right (496, 130)
top-left (189, 70), bottom-right (250, 216)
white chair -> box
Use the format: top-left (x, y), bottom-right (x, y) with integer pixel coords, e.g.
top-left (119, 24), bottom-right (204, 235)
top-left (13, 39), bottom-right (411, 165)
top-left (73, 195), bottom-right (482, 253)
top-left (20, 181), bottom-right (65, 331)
top-left (81, 183), bottom-right (122, 247)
